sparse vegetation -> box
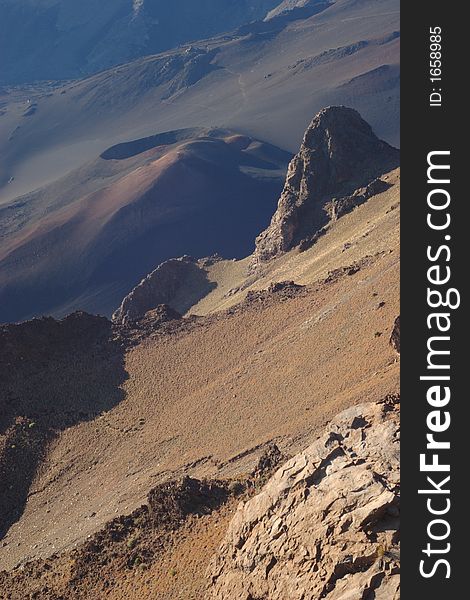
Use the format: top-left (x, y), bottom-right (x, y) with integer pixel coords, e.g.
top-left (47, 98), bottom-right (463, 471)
top-left (126, 535), bottom-right (139, 550)
top-left (228, 480), bottom-right (245, 496)
top-left (133, 556), bottom-right (141, 567)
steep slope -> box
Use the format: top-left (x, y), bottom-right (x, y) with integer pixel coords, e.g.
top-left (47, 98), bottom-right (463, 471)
top-left (0, 0), bottom-right (280, 84)
top-left (112, 107), bottom-right (399, 322)
top-left (0, 108), bottom-right (400, 597)
top-left (0, 313), bottom-right (127, 541)
top-left (0, 170), bottom-right (400, 575)
top-left (187, 167), bottom-right (400, 317)
top-left (0, 130), bottom-right (290, 323)
top-left (0, 399), bottom-right (400, 599)
top-left (0, 0), bottom-right (399, 203)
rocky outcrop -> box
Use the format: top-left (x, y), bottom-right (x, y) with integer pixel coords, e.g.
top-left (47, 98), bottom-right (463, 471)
top-left (251, 106), bottom-right (399, 268)
top-left (244, 280), bottom-right (306, 304)
top-left (0, 311), bottom-right (111, 365)
top-left (132, 304), bottom-right (181, 327)
top-left (112, 256), bottom-right (218, 325)
top-left (207, 397), bottom-right (400, 599)
top-left (115, 303), bottom-right (183, 347)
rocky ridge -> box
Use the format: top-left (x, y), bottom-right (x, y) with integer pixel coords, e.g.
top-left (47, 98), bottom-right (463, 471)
top-left (266, 0), bottom-right (319, 19)
top-left (251, 106), bottom-right (400, 268)
top-left (207, 396), bottom-right (400, 599)
top-left (112, 256), bottom-right (220, 325)
top-left (0, 0), bottom-right (282, 85)
top-left (112, 108), bottom-right (399, 323)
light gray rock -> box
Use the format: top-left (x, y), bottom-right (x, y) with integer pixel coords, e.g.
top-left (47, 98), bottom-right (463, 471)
top-left (266, 0), bottom-right (318, 20)
top-left (207, 398), bottom-right (400, 600)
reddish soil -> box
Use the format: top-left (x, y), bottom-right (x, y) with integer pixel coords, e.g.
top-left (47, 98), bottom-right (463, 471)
top-left (0, 172), bottom-right (400, 598)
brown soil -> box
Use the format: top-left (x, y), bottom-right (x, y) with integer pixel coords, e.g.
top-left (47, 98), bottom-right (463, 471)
top-left (0, 450), bottom-right (283, 600)
top-left (0, 171), bottom-right (400, 598)
top-left (0, 482), bottom-right (238, 600)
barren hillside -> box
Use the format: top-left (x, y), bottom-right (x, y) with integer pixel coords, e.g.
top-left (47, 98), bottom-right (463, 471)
top-left (0, 129), bottom-right (289, 323)
top-left (0, 107), bottom-right (400, 598)
top-left (0, 173), bottom-right (399, 594)
top-left (0, 0), bottom-right (399, 204)
top-left (0, 0), bottom-right (281, 84)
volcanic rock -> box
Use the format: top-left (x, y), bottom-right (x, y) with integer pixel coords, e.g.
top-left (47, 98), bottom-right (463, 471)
top-left (112, 256), bottom-right (216, 324)
top-left (0, 311), bottom-right (111, 362)
top-left (207, 397), bottom-right (400, 599)
top-left (251, 106), bottom-right (399, 268)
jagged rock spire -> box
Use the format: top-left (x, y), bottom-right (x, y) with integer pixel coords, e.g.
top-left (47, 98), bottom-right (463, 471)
top-left (251, 106), bottom-right (399, 267)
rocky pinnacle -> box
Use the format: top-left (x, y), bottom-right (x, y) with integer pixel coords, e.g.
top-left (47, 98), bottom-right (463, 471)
top-left (251, 106), bottom-right (400, 268)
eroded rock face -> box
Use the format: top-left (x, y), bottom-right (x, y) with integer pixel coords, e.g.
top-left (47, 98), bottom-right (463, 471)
top-left (207, 398), bottom-right (400, 600)
top-left (251, 106), bottom-right (399, 268)
top-left (112, 256), bottom-right (216, 324)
